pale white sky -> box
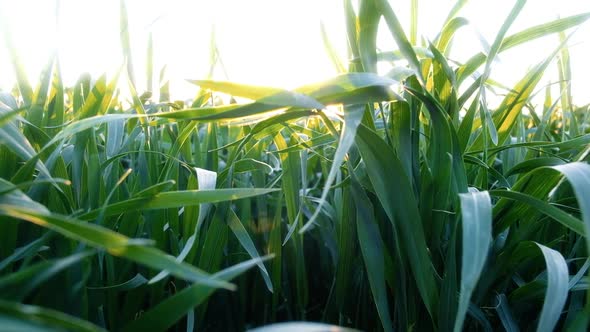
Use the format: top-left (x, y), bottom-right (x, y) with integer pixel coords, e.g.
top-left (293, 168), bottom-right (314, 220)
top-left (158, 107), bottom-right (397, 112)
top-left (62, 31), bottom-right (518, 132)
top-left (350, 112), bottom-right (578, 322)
top-left (0, 0), bottom-right (589, 105)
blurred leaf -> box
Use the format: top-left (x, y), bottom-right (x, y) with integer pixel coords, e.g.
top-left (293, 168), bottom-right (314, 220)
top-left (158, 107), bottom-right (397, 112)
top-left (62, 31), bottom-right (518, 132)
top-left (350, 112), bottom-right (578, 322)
top-left (247, 322), bottom-right (360, 332)
top-left (0, 300), bottom-right (107, 332)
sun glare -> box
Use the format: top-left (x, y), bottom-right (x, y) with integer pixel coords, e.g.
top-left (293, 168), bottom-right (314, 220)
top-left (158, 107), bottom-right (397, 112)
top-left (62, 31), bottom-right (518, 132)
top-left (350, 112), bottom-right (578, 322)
top-left (0, 0), bottom-right (589, 104)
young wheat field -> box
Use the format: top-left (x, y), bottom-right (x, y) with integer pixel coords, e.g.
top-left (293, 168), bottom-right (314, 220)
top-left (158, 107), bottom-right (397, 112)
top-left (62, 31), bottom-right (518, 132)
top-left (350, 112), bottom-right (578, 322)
top-left (1, 0), bottom-right (589, 331)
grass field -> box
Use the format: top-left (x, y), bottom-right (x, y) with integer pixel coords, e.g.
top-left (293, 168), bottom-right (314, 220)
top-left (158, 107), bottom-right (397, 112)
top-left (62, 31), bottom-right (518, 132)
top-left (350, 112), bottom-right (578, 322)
top-left (1, 0), bottom-right (590, 331)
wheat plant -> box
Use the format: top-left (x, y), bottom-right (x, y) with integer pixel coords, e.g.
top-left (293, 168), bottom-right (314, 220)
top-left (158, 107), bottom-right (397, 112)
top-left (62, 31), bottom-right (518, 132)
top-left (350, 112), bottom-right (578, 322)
top-left (1, 0), bottom-right (589, 331)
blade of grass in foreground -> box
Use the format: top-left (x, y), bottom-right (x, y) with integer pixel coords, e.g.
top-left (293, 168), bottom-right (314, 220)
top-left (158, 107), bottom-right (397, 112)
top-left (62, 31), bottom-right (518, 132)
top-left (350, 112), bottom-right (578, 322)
top-left (551, 162), bottom-right (590, 325)
top-left (454, 190), bottom-right (492, 332)
top-left (247, 322), bottom-right (360, 332)
top-left (495, 294), bottom-right (520, 332)
top-left (0, 300), bottom-right (107, 332)
top-left (534, 243), bottom-right (569, 332)
top-left (551, 163), bottom-right (590, 254)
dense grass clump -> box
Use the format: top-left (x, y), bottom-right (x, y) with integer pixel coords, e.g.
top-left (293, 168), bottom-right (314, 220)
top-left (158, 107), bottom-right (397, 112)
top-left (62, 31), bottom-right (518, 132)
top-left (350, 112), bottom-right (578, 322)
top-left (1, 0), bottom-right (590, 331)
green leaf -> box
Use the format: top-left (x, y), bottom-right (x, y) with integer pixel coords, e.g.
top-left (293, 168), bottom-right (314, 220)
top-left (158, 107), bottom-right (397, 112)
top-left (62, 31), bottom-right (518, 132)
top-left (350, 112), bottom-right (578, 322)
top-left (375, 0), bottom-right (424, 83)
top-left (457, 13), bottom-right (590, 84)
top-left (150, 168), bottom-right (217, 284)
top-left (350, 176), bottom-right (393, 332)
top-left (247, 322), bottom-right (360, 332)
top-left (122, 256), bottom-right (272, 332)
top-left (501, 13), bottom-right (590, 51)
top-left (355, 124), bottom-right (439, 319)
top-left (551, 163), bottom-right (590, 249)
top-left (1, 29), bottom-right (33, 105)
top-left (454, 190), bottom-right (492, 332)
top-left (188, 80), bottom-right (325, 110)
top-left (0, 250), bottom-right (94, 301)
top-left (495, 294), bottom-right (520, 332)
top-left (0, 300), bottom-right (107, 332)
top-left (0, 118), bottom-right (53, 181)
top-left (300, 105), bottom-right (363, 233)
top-left (490, 189), bottom-right (585, 236)
top-left (80, 188), bottom-right (278, 220)
top-left (469, 35), bottom-right (571, 151)
top-left (410, 0), bottom-right (418, 45)
top-left (505, 157), bottom-right (566, 177)
top-left (320, 21), bottom-right (346, 74)
top-left (120, 0), bottom-right (135, 85)
top-left (228, 209), bottom-right (273, 292)
top-left (0, 205), bottom-right (232, 290)
top-left (478, 0), bottom-right (527, 146)
top-left (436, 16), bottom-right (469, 54)
top-left (535, 243), bottom-right (569, 332)
top-left (86, 273), bottom-right (148, 292)
top-left (357, 0), bottom-right (379, 73)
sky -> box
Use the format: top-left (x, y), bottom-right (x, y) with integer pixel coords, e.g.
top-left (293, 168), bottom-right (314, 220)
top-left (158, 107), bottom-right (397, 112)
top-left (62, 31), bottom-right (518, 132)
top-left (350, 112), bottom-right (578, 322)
top-left (0, 0), bottom-right (589, 105)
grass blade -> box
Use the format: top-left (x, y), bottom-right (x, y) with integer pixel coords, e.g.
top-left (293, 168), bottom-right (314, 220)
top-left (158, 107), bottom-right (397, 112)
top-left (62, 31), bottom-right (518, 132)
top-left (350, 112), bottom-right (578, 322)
top-left (300, 105), bottom-right (363, 233)
top-left (534, 243), bottom-right (569, 332)
top-left (355, 124), bottom-right (438, 319)
top-left (247, 322), bottom-right (360, 332)
top-left (228, 209), bottom-right (273, 292)
top-left (0, 204), bottom-right (232, 290)
top-left (454, 190), bottom-right (492, 332)
top-left (375, 0), bottom-right (424, 84)
top-left (351, 176), bottom-right (393, 332)
top-left (122, 256), bottom-right (272, 332)
top-left (0, 300), bottom-right (107, 332)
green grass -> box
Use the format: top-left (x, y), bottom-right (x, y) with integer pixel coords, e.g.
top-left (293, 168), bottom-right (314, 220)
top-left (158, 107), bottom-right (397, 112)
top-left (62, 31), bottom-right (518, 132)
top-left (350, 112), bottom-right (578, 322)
top-left (1, 0), bottom-right (590, 331)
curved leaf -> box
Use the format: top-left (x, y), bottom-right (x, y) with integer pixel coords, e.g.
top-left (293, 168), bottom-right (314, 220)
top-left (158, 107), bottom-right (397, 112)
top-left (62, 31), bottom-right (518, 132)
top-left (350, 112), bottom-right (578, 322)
top-left (247, 322), bottom-right (360, 332)
top-left (535, 243), bottom-right (569, 332)
top-left (454, 190), bottom-right (492, 332)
